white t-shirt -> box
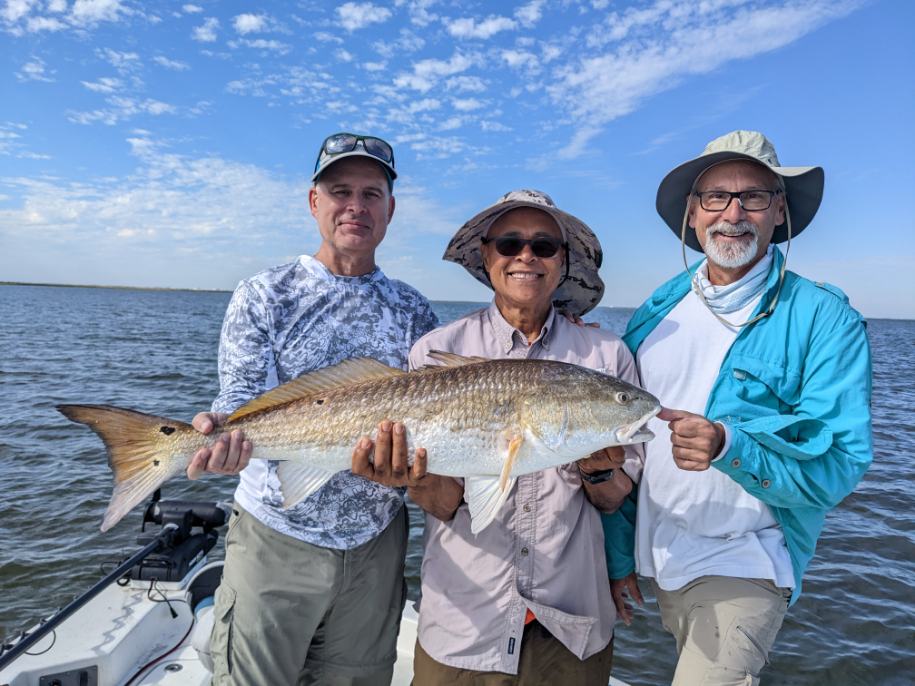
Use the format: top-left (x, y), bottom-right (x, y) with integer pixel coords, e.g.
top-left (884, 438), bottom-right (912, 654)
top-left (635, 289), bottom-right (795, 591)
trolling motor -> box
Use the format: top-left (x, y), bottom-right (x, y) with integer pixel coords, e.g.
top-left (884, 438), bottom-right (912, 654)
top-left (0, 494), bottom-right (228, 673)
top-left (129, 493), bottom-right (227, 583)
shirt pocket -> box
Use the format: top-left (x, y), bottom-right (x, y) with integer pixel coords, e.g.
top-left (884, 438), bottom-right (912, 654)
top-left (726, 354), bottom-right (800, 414)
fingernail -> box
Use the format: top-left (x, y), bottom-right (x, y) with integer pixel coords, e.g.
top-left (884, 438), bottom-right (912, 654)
top-left (394, 423), bottom-right (404, 435)
top-left (381, 421), bottom-right (391, 432)
top-left (359, 437), bottom-right (371, 449)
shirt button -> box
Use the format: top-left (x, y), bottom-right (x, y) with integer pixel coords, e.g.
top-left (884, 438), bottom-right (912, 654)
top-left (523, 504), bottom-right (531, 513)
top-left (761, 479), bottom-right (771, 488)
top-left (520, 547), bottom-right (529, 556)
top-left (731, 457), bottom-right (741, 468)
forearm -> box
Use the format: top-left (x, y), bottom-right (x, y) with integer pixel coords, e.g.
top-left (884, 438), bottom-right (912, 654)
top-left (407, 475), bottom-right (464, 521)
top-left (582, 469), bottom-right (633, 513)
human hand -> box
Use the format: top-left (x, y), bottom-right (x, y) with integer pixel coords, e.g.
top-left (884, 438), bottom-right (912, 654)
top-left (658, 407), bottom-right (725, 471)
top-left (187, 412), bottom-right (252, 480)
top-left (577, 446), bottom-right (625, 474)
top-left (610, 572), bottom-right (644, 626)
top-left (351, 420), bottom-right (428, 487)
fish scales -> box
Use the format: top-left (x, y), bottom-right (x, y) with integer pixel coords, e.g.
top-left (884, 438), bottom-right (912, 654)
top-left (57, 355), bottom-right (660, 532)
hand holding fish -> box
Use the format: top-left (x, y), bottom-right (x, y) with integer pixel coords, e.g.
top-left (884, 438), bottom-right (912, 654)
top-left (658, 407), bottom-right (725, 471)
top-left (351, 420), bottom-right (428, 487)
top-left (186, 412), bottom-right (253, 480)
top-left (352, 420), bottom-right (465, 521)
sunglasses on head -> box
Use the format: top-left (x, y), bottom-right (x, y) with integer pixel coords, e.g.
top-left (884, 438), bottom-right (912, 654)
top-left (315, 133), bottom-right (395, 173)
top-left (481, 235), bottom-right (566, 258)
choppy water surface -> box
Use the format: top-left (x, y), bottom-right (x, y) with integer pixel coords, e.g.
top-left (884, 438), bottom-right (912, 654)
top-left (1, 284), bottom-right (912, 685)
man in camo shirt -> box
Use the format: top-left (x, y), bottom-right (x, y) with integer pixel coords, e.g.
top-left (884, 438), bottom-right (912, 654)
top-left (188, 133), bottom-right (438, 685)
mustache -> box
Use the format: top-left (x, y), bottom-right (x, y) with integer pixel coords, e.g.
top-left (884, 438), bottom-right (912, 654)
top-left (706, 220), bottom-right (759, 238)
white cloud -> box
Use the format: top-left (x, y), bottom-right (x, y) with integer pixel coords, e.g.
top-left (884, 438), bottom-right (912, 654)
top-left (25, 15), bottom-right (65, 31)
top-left (515, 0), bottom-right (544, 26)
top-left (501, 49), bottom-right (538, 70)
top-left (336, 49), bottom-right (354, 62)
top-left (68, 97), bottom-right (177, 126)
top-left (81, 76), bottom-right (123, 93)
top-left (233, 13), bottom-right (266, 35)
top-left (452, 97), bottom-right (483, 112)
top-left (153, 56), bottom-right (190, 71)
top-left (314, 31), bottom-right (344, 43)
top-left (446, 15), bottom-right (516, 40)
top-left (336, 2), bottom-right (392, 31)
top-left (182, 4), bottom-right (203, 14)
top-left (2, 0), bottom-right (37, 23)
top-left (98, 47), bottom-right (139, 71)
top-left (70, 0), bottom-right (128, 25)
top-left (396, 0), bottom-right (438, 27)
top-left (16, 57), bottom-right (54, 82)
top-left (192, 16), bottom-right (218, 42)
top-left (393, 52), bottom-right (474, 93)
top-left (445, 75), bottom-right (486, 92)
top-left (551, 0), bottom-right (862, 158)
top-left (363, 60), bottom-right (387, 72)
top-left (231, 38), bottom-right (290, 53)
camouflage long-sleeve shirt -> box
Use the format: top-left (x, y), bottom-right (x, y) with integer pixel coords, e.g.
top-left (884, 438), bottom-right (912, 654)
top-left (213, 254), bottom-right (438, 549)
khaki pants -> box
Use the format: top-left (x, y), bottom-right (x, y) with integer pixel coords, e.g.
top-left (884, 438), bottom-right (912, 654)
top-left (412, 621), bottom-right (614, 685)
top-left (210, 503), bottom-right (408, 686)
top-left (653, 576), bottom-right (792, 686)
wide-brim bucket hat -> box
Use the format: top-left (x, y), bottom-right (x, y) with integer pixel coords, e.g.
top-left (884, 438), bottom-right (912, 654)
top-left (443, 189), bottom-right (604, 317)
top-left (656, 130), bottom-right (824, 252)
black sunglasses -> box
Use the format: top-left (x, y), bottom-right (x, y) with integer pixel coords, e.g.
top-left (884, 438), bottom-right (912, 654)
top-left (481, 235), bottom-right (566, 258)
top-left (315, 133), bottom-right (395, 173)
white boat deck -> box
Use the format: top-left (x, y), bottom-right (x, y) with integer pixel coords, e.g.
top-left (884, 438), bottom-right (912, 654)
top-left (0, 561), bottom-right (629, 686)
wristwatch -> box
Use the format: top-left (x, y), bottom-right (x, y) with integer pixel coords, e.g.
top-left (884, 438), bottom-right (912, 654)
top-left (578, 466), bottom-right (615, 484)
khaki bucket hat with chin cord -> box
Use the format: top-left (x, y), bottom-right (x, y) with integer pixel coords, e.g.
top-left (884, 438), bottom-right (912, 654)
top-left (443, 189), bottom-right (605, 317)
top-left (656, 130), bottom-right (825, 252)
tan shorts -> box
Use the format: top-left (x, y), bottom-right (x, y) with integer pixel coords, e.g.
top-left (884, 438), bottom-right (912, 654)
top-left (653, 576), bottom-right (792, 686)
top-left (210, 503), bottom-right (408, 686)
top-left (412, 620), bottom-right (614, 686)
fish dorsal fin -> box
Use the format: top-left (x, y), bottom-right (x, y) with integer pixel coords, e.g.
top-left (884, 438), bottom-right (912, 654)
top-left (227, 358), bottom-right (405, 423)
top-left (424, 350), bottom-right (490, 368)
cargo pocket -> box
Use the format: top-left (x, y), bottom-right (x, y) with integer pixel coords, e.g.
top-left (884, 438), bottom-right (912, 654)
top-left (210, 584), bottom-right (237, 680)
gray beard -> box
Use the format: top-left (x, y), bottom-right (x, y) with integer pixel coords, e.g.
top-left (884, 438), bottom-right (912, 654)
top-left (703, 221), bottom-right (759, 268)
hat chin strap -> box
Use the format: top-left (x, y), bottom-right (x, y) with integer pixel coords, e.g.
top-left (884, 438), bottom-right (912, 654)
top-left (680, 196), bottom-right (791, 328)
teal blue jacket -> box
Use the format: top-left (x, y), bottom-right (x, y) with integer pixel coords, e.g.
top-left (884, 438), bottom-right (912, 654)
top-left (602, 247), bottom-right (872, 605)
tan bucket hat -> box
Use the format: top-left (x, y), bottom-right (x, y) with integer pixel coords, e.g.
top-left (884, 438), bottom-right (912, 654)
top-left (443, 189), bottom-right (604, 317)
top-left (656, 130), bottom-right (825, 251)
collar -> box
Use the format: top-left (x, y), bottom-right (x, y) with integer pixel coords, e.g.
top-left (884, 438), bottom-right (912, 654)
top-left (487, 301), bottom-right (556, 353)
top-left (299, 254), bottom-right (384, 285)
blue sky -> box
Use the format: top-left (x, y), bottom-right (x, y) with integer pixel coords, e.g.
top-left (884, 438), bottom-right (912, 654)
top-left (1, 0), bottom-right (913, 318)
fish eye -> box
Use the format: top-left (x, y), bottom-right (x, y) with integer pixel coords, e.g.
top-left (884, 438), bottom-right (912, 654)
top-left (616, 392), bottom-right (630, 403)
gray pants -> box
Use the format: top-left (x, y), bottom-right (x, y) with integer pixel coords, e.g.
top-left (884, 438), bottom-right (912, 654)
top-left (210, 503), bottom-right (409, 686)
top-left (653, 576), bottom-right (791, 686)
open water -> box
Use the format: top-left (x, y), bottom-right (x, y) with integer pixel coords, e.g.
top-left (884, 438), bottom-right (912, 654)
top-left (0, 284), bottom-right (912, 685)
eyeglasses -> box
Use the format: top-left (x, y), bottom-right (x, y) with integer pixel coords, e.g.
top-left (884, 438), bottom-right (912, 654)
top-left (481, 235), bottom-right (566, 258)
top-left (693, 189), bottom-right (780, 212)
top-left (315, 133), bottom-right (394, 174)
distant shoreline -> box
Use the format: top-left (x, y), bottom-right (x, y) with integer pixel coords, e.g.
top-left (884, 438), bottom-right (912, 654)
top-left (2, 281), bottom-right (908, 321)
top-left (0, 280), bottom-right (232, 294)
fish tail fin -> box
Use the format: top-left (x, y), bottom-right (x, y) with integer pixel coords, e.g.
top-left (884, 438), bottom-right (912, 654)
top-left (57, 404), bottom-right (196, 532)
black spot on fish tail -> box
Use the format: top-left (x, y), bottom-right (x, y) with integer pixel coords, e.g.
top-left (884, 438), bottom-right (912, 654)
top-left (315, 398), bottom-right (325, 405)
top-left (153, 459), bottom-right (160, 467)
top-left (159, 426), bottom-right (175, 435)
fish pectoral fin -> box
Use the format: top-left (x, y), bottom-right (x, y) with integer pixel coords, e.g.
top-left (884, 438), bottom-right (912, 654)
top-left (227, 358), bottom-right (405, 423)
top-left (464, 476), bottom-right (516, 535)
top-left (500, 433), bottom-right (523, 491)
top-left (276, 462), bottom-right (336, 509)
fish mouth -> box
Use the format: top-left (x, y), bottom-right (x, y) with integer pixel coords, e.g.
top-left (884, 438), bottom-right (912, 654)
top-left (615, 406), bottom-right (661, 444)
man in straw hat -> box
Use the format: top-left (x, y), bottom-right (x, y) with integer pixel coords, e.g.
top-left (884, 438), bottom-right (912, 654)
top-left (356, 189), bottom-right (646, 683)
top-left (604, 130), bottom-right (872, 684)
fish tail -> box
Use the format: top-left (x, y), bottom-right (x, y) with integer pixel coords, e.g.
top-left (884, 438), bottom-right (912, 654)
top-left (57, 404), bottom-right (196, 532)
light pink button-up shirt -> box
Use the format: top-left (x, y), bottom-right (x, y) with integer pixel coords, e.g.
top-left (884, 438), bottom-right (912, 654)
top-left (409, 303), bottom-right (642, 674)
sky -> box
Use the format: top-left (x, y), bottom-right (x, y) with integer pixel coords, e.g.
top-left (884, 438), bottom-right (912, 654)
top-left (1, 0), bottom-right (913, 319)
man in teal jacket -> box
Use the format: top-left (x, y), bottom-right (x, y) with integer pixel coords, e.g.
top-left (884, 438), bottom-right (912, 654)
top-left (604, 130), bottom-right (872, 685)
